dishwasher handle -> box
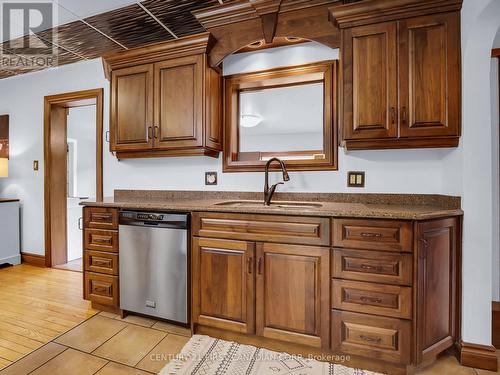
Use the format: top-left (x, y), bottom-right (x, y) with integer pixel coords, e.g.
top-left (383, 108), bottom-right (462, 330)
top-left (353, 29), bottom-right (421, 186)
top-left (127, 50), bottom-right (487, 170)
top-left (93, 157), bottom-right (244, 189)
top-left (119, 211), bottom-right (188, 229)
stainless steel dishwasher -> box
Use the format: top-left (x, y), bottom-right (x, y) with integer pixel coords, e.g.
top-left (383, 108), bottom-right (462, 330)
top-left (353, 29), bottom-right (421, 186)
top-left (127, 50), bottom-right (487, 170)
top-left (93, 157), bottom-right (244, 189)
top-left (119, 211), bottom-right (188, 324)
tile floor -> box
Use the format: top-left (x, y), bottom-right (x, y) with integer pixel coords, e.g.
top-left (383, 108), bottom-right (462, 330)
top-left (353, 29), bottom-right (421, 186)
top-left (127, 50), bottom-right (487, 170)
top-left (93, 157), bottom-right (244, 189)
top-left (0, 310), bottom-right (497, 375)
top-left (0, 312), bottom-right (190, 375)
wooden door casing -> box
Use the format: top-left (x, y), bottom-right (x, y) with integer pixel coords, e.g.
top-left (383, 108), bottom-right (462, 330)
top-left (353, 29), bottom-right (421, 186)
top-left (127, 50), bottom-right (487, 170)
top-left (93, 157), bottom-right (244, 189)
top-left (255, 242), bottom-right (330, 349)
top-left (111, 64), bottom-right (154, 152)
top-left (154, 55), bottom-right (203, 150)
top-left (399, 12), bottom-right (461, 138)
top-left (343, 22), bottom-right (398, 140)
top-left (192, 237), bottom-right (255, 334)
top-left (416, 217), bottom-right (458, 364)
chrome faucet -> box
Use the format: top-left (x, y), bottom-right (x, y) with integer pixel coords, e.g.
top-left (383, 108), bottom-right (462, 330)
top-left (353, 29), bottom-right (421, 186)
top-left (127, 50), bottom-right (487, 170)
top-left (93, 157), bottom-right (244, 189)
top-left (264, 158), bottom-right (290, 206)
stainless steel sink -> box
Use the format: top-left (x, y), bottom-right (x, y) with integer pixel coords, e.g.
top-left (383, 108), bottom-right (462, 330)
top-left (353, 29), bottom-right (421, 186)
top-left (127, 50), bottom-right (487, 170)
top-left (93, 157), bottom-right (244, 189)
top-left (214, 200), bottom-right (323, 210)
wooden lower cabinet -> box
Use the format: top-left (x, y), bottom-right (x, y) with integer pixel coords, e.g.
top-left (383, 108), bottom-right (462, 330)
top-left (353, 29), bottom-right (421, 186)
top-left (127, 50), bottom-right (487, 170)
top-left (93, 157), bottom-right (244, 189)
top-left (192, 237), bottom-right (255, 334)
top-left (192, 238), bottom-right (330, 348)
top-left (256, 243), bottom-right (330, 349)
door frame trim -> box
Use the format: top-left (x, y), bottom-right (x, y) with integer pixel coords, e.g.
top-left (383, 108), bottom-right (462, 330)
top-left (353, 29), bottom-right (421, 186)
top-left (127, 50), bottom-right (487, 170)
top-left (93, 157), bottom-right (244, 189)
top-left (44, 88), bottom-right (104, 267)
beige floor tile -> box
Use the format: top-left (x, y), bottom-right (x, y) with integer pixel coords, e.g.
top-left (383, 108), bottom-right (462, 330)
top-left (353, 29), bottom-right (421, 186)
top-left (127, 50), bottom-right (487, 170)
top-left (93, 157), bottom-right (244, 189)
top-left (152, 321), bottom-right (192, 337)
top-left (0, 342), bottom-right (67, 375)
top-left (95, 362), bottom-right (152, 375)
top-left (136, 334), bottom-right (190, 373)
top-left (416, 353), bottom-right (478, 375)
top-left (93, 325), bottom-right (166, 367)
top-left (55, 315), bottom-right (128, 353)
top-left (115, 314), bottom-right (158, 328)
top-left (98, 311), bottom-right (120, 319)
top-left (30, 348), bottom-right (108, 375)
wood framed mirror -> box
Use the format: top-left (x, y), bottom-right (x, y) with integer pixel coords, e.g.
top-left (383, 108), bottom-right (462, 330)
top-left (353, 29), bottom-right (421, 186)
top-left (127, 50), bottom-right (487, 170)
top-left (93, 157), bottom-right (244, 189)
top-left (223, 60), bottom-right (338, 172)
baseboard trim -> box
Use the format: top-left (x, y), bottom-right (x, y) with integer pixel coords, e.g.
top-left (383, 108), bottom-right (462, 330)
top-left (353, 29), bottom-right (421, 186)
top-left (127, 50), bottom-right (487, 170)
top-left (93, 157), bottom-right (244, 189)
top-left (494, 301), bottom-right (500, 349)
top-left (458, 340), bottom-right (498, 371)
top-left (21, 252), bottom-right (46, 267)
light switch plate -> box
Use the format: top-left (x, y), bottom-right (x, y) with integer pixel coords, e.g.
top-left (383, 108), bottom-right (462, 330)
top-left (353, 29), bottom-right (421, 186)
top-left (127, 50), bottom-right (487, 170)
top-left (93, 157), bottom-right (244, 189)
top-left (347, 171), bottom-right (365, 187)
top-left (33, 160), bottom-right (39, 171)
top-left (205, 172), bottom-right (217, 186)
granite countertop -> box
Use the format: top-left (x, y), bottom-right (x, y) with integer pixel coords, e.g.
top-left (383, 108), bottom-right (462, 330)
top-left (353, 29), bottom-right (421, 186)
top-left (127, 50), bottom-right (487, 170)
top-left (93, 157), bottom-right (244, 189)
top-left (80, 190), bottom-right (463, 220)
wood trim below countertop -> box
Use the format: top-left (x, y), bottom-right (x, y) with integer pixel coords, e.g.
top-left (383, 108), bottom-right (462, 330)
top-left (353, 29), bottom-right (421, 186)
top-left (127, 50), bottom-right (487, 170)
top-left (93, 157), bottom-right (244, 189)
top-left (21, 252), bottom-right (46, 267)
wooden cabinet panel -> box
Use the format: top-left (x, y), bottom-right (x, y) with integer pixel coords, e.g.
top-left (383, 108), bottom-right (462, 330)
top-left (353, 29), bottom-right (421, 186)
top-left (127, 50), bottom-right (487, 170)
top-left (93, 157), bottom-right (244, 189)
top-left (111, 64), bottom-right (153, 151)
top-left (332, 248), bottom-right (413, 285)
top-left (84, 272), bottom-right (119, 307)
top-left (84, 229), bottom-right (118, 253)
top-left (332, 310), bottom-right (411, 364)
top-left (192, 237), bottom-right (255, 334)
top-left (256, 243), bottom-right (330, 349)
top-left (84, 250), bottom-right (118, 276)
top-left (343, 22), bottom-right (398, 140)
top-left (205, 67), bottom-right (222, 150)
top-left (332, 279), bottom-right (412, 319)
top-left (83, 207), bottom-right (118, 230)
top-left (333, 219), bottom-right (412, 252)
top-left (192, 212), bottom-right (330, 246)
top-left (416, 217), bottom-right (458, 364)
top-left (154, 55), bottom-right (203, 149)
top-left (399, 12), bottom-right (461, 138)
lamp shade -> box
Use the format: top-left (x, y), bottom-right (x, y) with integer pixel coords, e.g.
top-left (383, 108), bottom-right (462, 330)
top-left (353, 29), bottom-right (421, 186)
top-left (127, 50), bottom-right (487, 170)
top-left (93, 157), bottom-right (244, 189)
top-left (0, 158), bottom-right (8, 177)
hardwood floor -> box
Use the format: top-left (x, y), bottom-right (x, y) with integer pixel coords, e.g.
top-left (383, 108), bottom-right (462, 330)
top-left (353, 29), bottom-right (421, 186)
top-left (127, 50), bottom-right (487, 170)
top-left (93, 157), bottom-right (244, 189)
top-left (0, 264), bottom-right (97, 369)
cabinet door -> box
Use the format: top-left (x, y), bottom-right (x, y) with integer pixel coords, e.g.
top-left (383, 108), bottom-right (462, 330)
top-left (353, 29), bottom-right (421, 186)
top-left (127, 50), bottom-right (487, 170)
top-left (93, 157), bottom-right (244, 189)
top-left (399, 12), bottom-right (461, 138)
top-left (192, 237), bottom-right (255, 334)
top-left (256, 243), bottom-right (330, 348)
top-left (342, 22), bottom-right (398, 140)
top-left (110, 64), bottom-right (154, 151)
top-left (154, 55), bottom-right (203, 150)
top-left (416, 217), bottom-right (458, 364)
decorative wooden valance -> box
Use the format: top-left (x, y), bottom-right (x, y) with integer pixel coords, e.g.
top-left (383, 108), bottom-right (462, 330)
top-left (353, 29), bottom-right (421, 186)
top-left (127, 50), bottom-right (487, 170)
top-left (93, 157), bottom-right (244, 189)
top-left (193, 0), bottom-right (341, 67)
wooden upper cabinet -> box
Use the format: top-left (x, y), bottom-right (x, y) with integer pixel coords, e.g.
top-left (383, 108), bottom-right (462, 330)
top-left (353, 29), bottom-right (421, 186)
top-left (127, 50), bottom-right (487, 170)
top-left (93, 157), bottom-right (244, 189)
top-left (399, 12), bottom-right (461, 138)
top-left (255, 243), bottom-right (330, 349)
top-left (110, 64), bottom-right (153, 152)
top-left (154, 55), bottom-right (203, 150)
top-left (343, 22), bottom-right (398, 140)
top-left (331, 0), bottom-right (462, 150)
top-left (104, 33), bottom-right (222, 159)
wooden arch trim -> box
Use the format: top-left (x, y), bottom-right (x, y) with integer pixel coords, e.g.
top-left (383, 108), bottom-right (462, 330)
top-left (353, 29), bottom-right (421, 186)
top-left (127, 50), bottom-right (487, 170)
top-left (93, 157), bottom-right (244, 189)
top-left (193, 0), bottom-right (341, 67)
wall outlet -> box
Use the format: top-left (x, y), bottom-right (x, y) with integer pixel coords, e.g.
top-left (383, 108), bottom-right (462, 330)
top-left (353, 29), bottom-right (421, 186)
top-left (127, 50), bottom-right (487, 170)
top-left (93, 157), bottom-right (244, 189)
top-left (205, 172), bottom-right (217, 185)
top-left (347, 171), bottom-right (365, 187)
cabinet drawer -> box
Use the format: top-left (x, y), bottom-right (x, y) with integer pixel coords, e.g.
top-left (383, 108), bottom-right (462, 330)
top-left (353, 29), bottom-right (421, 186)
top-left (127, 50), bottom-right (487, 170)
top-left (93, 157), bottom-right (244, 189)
top-left (84, 250), bottom-right (118, 275)
top-left (332, 310), bottom-right (411, 364)
top-left (192, 212), bottom-right (330, 246)
top-left (84, 272), bottom-right (119, 307)
top-left (84, 207), bottom-right (118, 230)
top-left (333, 219), bottom-right (412, 252)
top-left (332, 249), bottom-right (412, 285)
top-left (84, 229), bottom-right (118, 253)
top-left (332, 280), bottom-right (412, 319)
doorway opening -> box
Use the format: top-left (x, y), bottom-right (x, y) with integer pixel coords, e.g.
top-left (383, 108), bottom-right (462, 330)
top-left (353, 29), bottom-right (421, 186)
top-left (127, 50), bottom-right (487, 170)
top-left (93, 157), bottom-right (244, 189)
top-left (44, 89), bottom-right (104, 270)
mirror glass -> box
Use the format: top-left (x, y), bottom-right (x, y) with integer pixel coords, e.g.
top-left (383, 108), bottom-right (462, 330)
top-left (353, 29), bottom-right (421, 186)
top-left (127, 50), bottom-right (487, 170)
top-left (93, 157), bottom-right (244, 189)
top-left (239, 82), bottom-right (324, 158)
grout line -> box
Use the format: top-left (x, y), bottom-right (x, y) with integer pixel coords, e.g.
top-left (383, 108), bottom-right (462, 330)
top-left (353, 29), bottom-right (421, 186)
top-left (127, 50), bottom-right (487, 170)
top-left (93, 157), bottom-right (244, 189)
top-left (137, 2), bottom-right (178, 39)
top-left (51, 0), bottom-right (129, 50)
top-left (25, 346), bottom-right (69, 375)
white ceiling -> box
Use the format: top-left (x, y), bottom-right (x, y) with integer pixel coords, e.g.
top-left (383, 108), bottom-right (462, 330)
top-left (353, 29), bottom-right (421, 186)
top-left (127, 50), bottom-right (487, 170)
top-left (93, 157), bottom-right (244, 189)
top-left (1, 0), bottom-right (144, 42)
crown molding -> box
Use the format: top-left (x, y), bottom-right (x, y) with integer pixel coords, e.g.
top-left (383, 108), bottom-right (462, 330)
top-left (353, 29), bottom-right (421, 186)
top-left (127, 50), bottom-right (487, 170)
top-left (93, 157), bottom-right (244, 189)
top-left (329, 0), bottom-right (463, 28)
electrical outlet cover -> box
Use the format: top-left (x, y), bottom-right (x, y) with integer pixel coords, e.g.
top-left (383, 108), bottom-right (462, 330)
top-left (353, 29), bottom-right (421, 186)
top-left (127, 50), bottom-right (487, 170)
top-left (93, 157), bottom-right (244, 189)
top-left (205, 172), bottom-right (217, 185)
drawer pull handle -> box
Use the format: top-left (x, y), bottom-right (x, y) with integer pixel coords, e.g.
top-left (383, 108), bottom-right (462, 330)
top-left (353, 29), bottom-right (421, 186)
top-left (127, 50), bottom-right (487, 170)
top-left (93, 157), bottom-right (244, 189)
top-left (93, 236), bottom-right (111, 244)
top-left (93, 286), bottom-right (109, 293)
top-left (360, 296), bottom-right (383, 304)
top-left (361, 264), bottom-right (383, 272)
top-left (93, 259), bottom-right (111, 267)
top-left (92, 213), bottom-right (112, 221)
top-left (360, 335), bottom-right (382, 344)
top-left (360, 232), bottom-right (383, 238)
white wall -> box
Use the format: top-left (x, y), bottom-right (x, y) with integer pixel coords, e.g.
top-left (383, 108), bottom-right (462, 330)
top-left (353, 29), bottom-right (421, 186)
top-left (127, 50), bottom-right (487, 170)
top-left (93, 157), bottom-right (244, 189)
top-left (492, 30), bottom-right (500, 303)
top-left (0, 0), bottom-right (497, 347)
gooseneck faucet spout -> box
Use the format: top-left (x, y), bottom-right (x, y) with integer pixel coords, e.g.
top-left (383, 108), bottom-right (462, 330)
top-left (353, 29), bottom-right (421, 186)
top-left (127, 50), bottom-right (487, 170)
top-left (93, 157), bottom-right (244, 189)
top-left (264, 157), bottom-right (290, 206)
